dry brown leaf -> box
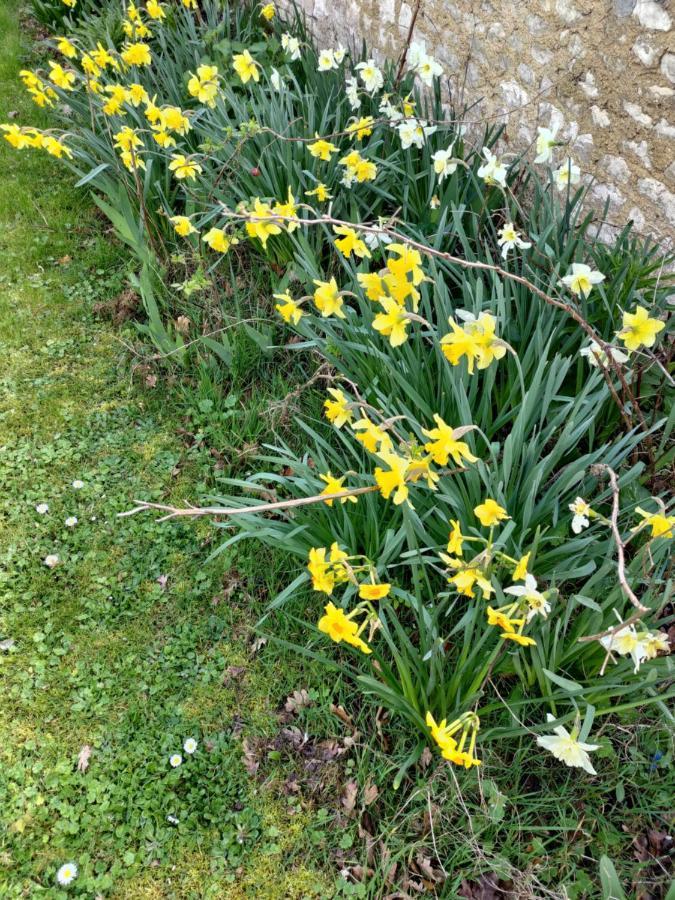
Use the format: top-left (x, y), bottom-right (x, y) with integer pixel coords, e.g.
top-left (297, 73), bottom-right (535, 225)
top-left (285, 688), bottom-right (312, 714)
top-left (76, 745), bottom-right (92, 773)
top-left (341, 779), bottom-right (358, 816)
top-left (330, 703), bottom-right (355, 729)
top-left (242, 738), bottom-right (259, 776)
top-left (418, 746), bottom-right (433, 770)
top-left (363, 782), bottom-right (379, 806)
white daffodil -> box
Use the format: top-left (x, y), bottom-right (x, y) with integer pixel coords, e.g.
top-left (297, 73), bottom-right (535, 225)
top-left (569, 497), bottom-right (591, 534)
top-left (317, 48), bottom-right (337, 71)
top-left (36, 503), bottom-right (49, 514)
top-left (169, 753), bottom-right (182, 767)
top-left (364, 226), bottom-right (392, 250)
top-left (56, 863), bottom-right (78, 886)
top-left (345, 76), bottom-right (360, 110)
top-left (640, 630), bottom-right (670, 660)
top-left (281, 33), bottom-right (301, 60)
top-left (536, 714), bottom-right (599, 774)
top-left (183, 737), bottom-right (198, 754)
top-left (555, 158), bottom-right (580, 191)
top-left (270, 68), bottom-right (282, 91)
top-left (477, 147), bottom-right (507, 187)
top-left (415, 52), bottom-right (443, 86)
top-left (580, 341), bottom-right (629, 368)
top-left (561, 263), bottom-right (605, 298)
top-left (355, 59), bottom-right (384, 93)
top-left (505, 574), bottom-right (551, 622)
top-left (72, 479), bottom-right (84, 489)
top-left (44, 554), bottom-right (60, 568)
top-left (406, 40), bottom-right (427, 70)
top-left (334, 45), bottom-right (346, 64)
top-left (600, 624), bottom-right (649, 674)
top-left (431, 145), bottom-right (457, 183)
top-left (534, 124), bottom-right (559, 163)
top-left (497, 222), bottom-right (532, 259)
top-left (65, 516), bottom-right (78, 528)
top-left (397, 118), bottom-right (436, 150)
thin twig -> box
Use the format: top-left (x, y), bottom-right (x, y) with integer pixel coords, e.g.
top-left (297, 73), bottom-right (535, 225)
top-left (394, 0), bottom-right (423, 88)
top-left (119, 485), bottom-right (379, 521)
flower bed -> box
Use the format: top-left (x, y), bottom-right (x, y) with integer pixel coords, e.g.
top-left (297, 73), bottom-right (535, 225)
top-left (5, 0), bottom-right (673, 784)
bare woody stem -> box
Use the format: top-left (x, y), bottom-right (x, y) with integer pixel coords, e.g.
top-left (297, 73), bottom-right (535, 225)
top-left (119, 485), bottom-right (379, 522)
top-left (585, 463), bottom-right (648, 616)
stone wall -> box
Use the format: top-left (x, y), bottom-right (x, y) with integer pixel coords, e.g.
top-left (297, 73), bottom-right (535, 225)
top-left (290, 0), bottom-right (675, 246)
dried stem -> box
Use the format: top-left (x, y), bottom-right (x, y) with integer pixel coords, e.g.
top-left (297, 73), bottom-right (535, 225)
top-left (394, 0), bottom-right (423, 88)
top-left (119, 485), bottom-right (379, 522)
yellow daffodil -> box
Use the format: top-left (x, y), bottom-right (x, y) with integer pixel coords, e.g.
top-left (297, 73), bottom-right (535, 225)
top-left (260, 2), bottom-right (275, 19)
top-left (616, 305), bottom-right (665, 352)
top-left (313, 277), bottom-right (345, 318)
top-left (272, 187), bottom-right (299, 232)
top-left (308, 136), bottom-right (338, 160)
top-left (188, 64), bottom-right (220, 107)
top-left (426, 711), bottom-right (481, 769)
top-left (513, 552), bottom-right (530, 581)
top-left (474, 498), bottom-right (509, 527)
top-left (447, 520), bottom-right (465, 556)
top-left (1, 124), bottom-right (35, 149)
top-left (319, 472), bottom-right (356, 506)
top-left (42, 136), bottom-right (73, 159)
top-left (346, 115), bottom-right (375, 140)
top-left (56, 37), bottom-right (77, 59)
top-left (446, 561), bottom-right (493, 599)
top-left (323, 387), bottom-right (353, 427)
top-left (170, 215), bottom-right (197, 237)
top-left (307, 547), bottom-right (335, 594)
top-left (121, 42), bottom-right (152, 66)
top-left (113, 126), bottom-right (142, 152)
top-left (48, 62), bottom-right (76, 90)
top-left (146, 0), bottom-right (166, 19)
top-left (633, 507), bottom-right (674, 539)
top-left (357, 271), bottom-right (386, 302)
top-left (374, 450), bottom-right (409, 505)
top-left (125, 83), bottom-right (148, 107)
top-left (318, 602), bottom-right (372, 654)
top-left (333, 224), bottom-right (371, 260)
top-left (501, 632), bottom-right (536, 647)
top-left (168, 154), bottom-right (202, 180)
top-left (422, 414), bottom-right (478, 467)
top-left (274, 291), bottom-right (304, 325)
top-left (372, 296), bottom-right (410, 347)
top-left (358, 582), bottom-right (390, 600)
top-left (203, 227), bottom-right (238, 253)
top-left (102, 84), bottom-right (128, 115)
top-left (305, 183), bottom-right (332, 202)
top-left (245, 198), bottom-right (282, 248)
top-left (159, 105), bottom-right (190, 134)
top-left (486, 607), bottom-right (523, 632)
top-left (352, 415), bottom-right (392, 453)
top-left (233, 50), bottom-right (260, 84)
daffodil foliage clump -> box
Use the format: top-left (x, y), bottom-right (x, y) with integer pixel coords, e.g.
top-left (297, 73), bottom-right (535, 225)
top-left (4, 0), bottom-right (672, 781)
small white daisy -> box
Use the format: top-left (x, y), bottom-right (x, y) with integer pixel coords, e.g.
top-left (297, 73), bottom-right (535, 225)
top-left (56, 862), bottom-right (78, 886)
top-left (36, 503), bottom-right (49, 514)
top-left (169, 753), bottom-right (182, 767)
top-left (44, 554), bottom-right (60, 568)
top-left (72, 480), bottom-right (84, 490)
top-left (65, 517), bottom-right (78, 528)
top-left (183, 737), bottom-right (197, 754)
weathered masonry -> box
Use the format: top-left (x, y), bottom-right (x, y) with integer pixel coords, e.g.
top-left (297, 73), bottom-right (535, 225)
top-left (288, 0), bottom-right (675, 246)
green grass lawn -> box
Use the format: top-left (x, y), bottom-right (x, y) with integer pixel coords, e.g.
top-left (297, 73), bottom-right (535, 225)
top-left (0, 4), bottom-right (337, 896)
top-left (1, 2), bottom-right (673, 898)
